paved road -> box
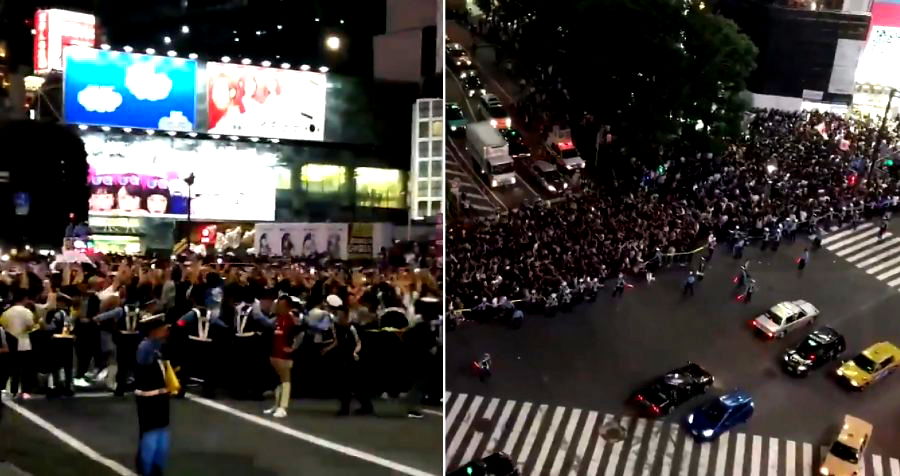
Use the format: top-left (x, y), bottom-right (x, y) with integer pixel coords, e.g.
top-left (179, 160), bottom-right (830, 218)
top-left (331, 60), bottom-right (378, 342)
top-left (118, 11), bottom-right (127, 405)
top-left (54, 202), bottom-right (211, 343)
top-left (2, 394), bottom-right (442, 476)
top-left (446, 229), bottom-right (900, 472)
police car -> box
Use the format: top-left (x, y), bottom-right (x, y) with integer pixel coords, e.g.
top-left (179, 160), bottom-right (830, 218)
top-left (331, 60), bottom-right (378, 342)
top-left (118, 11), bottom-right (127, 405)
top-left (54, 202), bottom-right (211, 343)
top-left (751, 300), bottom-right (819, 339)
top-left (545, 129), bottom-right (585, 170)
top-left (781, 327), bottom-right (846, 376)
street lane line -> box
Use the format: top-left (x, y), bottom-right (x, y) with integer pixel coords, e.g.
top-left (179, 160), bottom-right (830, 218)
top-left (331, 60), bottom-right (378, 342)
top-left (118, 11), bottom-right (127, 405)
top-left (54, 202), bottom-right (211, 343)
top-left (516, 403), bottom-right (548, 468)
top-left (802, 443), bottom-right (813, 476)
top-left (459, 398), bottom-right (499, 466)
top-left (867, 254), bottom-right (900, 275)
top-left (697, 441), bottom-right (712, 476)
top-left (786, 440), bottom-right (796, 476)
top-left (486, 400), bottom-right (516, 456)
top-left (622, 417), bottom-right (647, 476)
top-left (886, 275), bottom-right (900, 287)
top-left (713, 432), bottom-right (730, 476)
top-left (767, 437), bottom-right (778, 476)
top-left (2, 399), bottom-right (136, 476)
top-left (873, 455), bottom-right (884, 476)
top-left (826, 227), bottom-right (879, 250)
top-left (641, 421), bottom-right (665, 476)
top-left (678, 433), bottom-right (694, 476)
top-left (846, 237), bottom-right (900, 262)
top-left (750, 435), bottom-right (762, 476)
top-left (568, 410), bottom-right (597, 476)
top-left (876, 264), bottom-right (900, 280)
top-left (821, 223), bottom-right (873, 244)
top-left (836, 235), bottom-right (888, 256)
top-left (422, 408), bottom-right (443, 417)
top-left (549, 407), bottom-right (581, 476)
top-left (661, 423), bottom-right (680, 476)
top-left (856, 246), bottom-right (900, 268)
top-left (502, 402), bottom-right (532, 456)
top-left (532, 406), bottom-right (566, 476)
top-left (187, 395), bottom-right (436, 476)
top-left (446, 393), bottom-right (469, 431)
top-left (446, 395), bottom-right (484, 468)
top-left (603, 416), bottom-right (630, 476)
top-left (587, 414), bottom-right (614, 476)
top-left (732, 433), bottom-right (746, 476)
top-left (889, 457), bottom-right (899, 476)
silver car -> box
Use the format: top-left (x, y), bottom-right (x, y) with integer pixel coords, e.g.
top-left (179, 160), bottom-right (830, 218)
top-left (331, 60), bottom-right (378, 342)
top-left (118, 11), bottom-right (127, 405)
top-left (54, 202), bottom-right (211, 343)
top-left (752, 300), bottom-right (819, 339)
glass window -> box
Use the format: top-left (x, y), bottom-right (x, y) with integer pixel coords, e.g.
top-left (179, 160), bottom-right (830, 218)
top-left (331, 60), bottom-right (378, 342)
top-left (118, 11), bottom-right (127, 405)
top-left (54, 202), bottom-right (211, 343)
top-left (417, 180), bottom-right (429, 197)
top-left (417, 201), bottom-right (429, 215)
top-left (430, 179), bottom-right (443, 197)
top-left (418, 160), bottom-right (430, 178)
top-left (418, 121), bottom-right (430, 138)
top-left (355, 167), bottom-right (405, 209)
top-left (431, 138), bottom-right (443, 157)
top-left (430, 201), bottom-right (442, 216)
top-left (432, 159), bottom-right (443, 178)
top-left (431, 120), bottom-right (443, 138)
top-left (432, 100), bottom-right (442, 117)
top-left (418, 141), bottom-right (430, 159)
top-left (418, 101), bottom-right (430, 118)
top-left (300, 164), bottom-right (346, 194)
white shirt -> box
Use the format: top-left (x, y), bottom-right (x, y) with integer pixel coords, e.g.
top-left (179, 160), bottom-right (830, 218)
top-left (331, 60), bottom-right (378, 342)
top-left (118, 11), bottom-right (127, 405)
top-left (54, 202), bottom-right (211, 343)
top-left (1, 305), bottom-right (35, 351)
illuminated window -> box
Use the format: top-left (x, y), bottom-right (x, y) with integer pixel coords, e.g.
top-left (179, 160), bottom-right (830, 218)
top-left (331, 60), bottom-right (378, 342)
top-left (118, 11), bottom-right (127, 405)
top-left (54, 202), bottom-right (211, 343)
top-left (300, 164), bottom-right (347, 194)
top-left (275, 166), bottom-right (292, 190)
top-left (355, 167), bottom-right (406, 209)
top-left (431, 120), bottom-right (443, 138)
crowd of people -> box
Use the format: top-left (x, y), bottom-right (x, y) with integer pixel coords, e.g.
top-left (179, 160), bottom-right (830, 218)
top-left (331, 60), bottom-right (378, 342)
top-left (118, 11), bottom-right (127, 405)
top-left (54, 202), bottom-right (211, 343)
top-left (0, 242), bottom-right (443, 420)
top-left (448, 109), bottom-right (900, 316)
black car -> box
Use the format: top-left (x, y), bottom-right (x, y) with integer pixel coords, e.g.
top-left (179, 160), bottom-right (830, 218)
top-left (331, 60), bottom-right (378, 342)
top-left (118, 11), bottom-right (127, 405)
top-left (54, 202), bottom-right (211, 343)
top-left (463, 75), bottom-right (485, 98)
top-left (447, 452), bottom-right (519, 476)
top-left (632, 363), bottom-right (715, 416)
top-left (498, 128), bottom-right (531, 159)
top-left (781, 326), bottom-right (846, 377)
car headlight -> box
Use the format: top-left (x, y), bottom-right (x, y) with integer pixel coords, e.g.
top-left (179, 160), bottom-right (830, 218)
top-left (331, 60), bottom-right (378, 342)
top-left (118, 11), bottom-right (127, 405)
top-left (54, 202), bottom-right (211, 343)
top-left (491, 179), bottom-right (498, 187)
top-left (490, 119), bottom-right (498, 127)
top-left (849, 379), bottom-right (860, 387)
top-left (701, 429), bottom-right (714, 437)
top-left (481, 89), bottom-right (486, 94)
top-left (510, 176), bottom-right (517, 184)
top-left (783, 354), bottom-right (790, 362)
top-left (451, 126), bottom-right (457, 131)
top-left (563, 183), bottom-right (569, 189)
top-left (820, 466), bottom-right (829, 476)
top-left (836, 368), bottom-right (844, 377)
top-left (566, 164), bottom-right (574, 170)
top-left (797, 365), bottom-right (807, 371)
top-left (547, 185), bottom-right (557, 192)
top-left (687, 414), bottom-right (694, 424)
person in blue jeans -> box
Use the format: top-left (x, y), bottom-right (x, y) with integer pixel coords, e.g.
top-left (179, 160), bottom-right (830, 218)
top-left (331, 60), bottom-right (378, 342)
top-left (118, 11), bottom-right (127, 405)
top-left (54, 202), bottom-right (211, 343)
top-left (134, 314), bottom-right (171, 475)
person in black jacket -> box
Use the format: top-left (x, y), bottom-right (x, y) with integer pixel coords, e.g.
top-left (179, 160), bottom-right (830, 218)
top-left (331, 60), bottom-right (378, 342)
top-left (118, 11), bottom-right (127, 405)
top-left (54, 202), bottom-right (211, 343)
top-left (402, 296), bottom-right (441, 419)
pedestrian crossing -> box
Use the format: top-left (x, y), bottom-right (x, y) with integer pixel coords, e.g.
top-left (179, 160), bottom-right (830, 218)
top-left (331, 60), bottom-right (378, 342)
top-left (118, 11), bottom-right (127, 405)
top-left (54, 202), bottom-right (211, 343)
top-left (444, 392), bottom-right (900, 476)
top-left (446, 140), bottom-right (501, 215)
top-left (820, 222), bottom-right (900, 289)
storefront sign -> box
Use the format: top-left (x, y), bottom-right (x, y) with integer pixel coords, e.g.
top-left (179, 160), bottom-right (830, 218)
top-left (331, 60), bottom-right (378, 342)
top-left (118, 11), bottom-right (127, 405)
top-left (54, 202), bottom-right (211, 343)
top-left (34, 9), bottom-right (96, 75)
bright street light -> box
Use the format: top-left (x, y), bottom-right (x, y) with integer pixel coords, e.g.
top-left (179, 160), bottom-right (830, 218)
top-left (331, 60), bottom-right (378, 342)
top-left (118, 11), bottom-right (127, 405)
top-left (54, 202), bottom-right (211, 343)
top-left (181, 25), bottom-right (190, 34)
top-left (325, 35), bottom-right (341, 51)
top-left (163, 36), bottom-right (172, 44)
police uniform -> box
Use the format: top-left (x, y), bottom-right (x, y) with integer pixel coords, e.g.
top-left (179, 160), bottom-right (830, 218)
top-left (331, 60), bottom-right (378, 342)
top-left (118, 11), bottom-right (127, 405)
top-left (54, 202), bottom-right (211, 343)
top-left (96, 304), bottom-right (143, 395)
top-left (45, 304), bottom-right (75, 396)
top-left (134, 315), bottom-right (171, 476)
top-left (178, 308), bottom-right (225, 398)
top-left (231, 300), bottom-right (273, 399)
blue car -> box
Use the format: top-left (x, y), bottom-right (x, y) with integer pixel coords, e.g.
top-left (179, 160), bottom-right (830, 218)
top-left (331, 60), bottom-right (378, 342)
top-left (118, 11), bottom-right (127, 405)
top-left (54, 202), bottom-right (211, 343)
top-left (685, 391), bottom-right (754, 441)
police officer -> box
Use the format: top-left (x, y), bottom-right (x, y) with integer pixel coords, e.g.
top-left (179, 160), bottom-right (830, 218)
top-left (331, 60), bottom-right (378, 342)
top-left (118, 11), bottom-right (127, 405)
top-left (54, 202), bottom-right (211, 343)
top-left (134, 314), bottom-right (172, 476)
top-left (879, 220), bottom-right (889, 240)
top-left (733, 235), bottom-right (745, 259)
top-left (45, 292), bottom-right (76, 397)
top-left (797, 248), bottom-right (810, 270)
top-left (683, 271), bottom-right (697, 296)
top-left (744, 279), bottom-right (757, 303)
top-left (96, 299), bottom-right (150, 396)
top-left (696, 257), bottom-right (706, 280)
top-left (612, 273), bottom-right (626, 298)
top-left (231, 288), bottom-right (275, 399)
top-left (332, 303), bottom-right (373, 417)
top-left (544, 293), bottom-right (558, 317)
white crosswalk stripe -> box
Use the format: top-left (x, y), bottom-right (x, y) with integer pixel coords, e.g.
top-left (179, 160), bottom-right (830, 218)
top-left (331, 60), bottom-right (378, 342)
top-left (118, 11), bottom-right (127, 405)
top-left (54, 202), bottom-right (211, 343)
top-left (821, 224), bottom-right (900, 293)
top-left (445, 392), bottom-right (900, 476)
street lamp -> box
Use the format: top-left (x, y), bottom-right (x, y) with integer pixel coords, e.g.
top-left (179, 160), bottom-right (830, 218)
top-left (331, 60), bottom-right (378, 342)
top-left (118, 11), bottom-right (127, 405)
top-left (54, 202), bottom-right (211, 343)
top-left (325, 35), bottom-right (341, 51)
top-left (869, 87), bottom-right (899, 180)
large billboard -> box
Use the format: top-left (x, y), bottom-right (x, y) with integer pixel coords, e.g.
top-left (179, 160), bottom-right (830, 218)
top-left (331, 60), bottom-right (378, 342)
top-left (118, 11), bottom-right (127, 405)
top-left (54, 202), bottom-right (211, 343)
top-left (254, 222), bottom-right (349, 259)
top-left (64, 48), bottom-right (198, 131)
top-left (82, 132), bottom-right (278, 222)
top-left (207, 63), bottom-right (327, 141)
top-left (34, 9), bottom-right (97, 75)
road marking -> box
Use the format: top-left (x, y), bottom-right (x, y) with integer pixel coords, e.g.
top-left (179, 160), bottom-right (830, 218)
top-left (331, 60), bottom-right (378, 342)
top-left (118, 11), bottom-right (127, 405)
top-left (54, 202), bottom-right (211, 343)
top-left (713, 432), bottom-right (730, 476)
top-left (845, 237), bottom-right (900, 262)
top-left (517, 404), bottom-right (549, 468)
top-left (642, 421), bottom-right (665, 476)
top-left (802, 443), bottom-right (813, 476)
top-left (786, 440), bottom-right (796, 476)
top-left (2, 399), bottom-right (136, 476)
top-left (459, 398), bottom-right (499, 465)
top-left (187, 395), bottom-right (437, 476)
top-left (549, 408), bottom-right (581, 476)
top-left (750, 435), bottom-right (762, 476)
top-left (662, 423), bottom-right (680, 476)
top-left (697, 441), bottom-right (712, 476)
top-left (836, 235), bottom-right (888, 256)
top-left (826, 226), bottom-right (879, 250)
top-left (732, 433), bottom-right (746, 476)
top-left (503, 401), bottom-right (532, 456)
top-left (856, 246), bottom-right (900, 268)
top-left (889, 457), bottom-right (899, 476)
top-left (873, 455), bottom-right (884, 476)
top-left (446, 393), bottom-right (469, 432)
top-left (568, 410), bottom-right (597, 476)
top-left (768, 437), bottom-right (779, 476)
top-left (679, 434), bottom-right (694, 476)
top-left (532, 406), bottom-right (566, 476)
top-left (486, 400), bottom-right (516, 455)
top-left (877, 266), bottom-right (900, 281)
top-left (866, 253), bottom-right (900, 275)
top-left (587, 414), bottom-right (614, 476)
top-left (821, 223), bottom-right (873, 244)
top-left (446, 395), bottom-right (483, 468)
top-left (604, 415), bottom-right (630, 476)
top-left (422, 408), bottom-right (443, 417)
top-left (623, 417), bottom-right (647, 476)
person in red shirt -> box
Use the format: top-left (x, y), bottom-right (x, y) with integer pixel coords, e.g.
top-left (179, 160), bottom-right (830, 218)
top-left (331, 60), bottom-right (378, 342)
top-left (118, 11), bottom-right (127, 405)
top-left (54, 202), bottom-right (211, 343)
top-left (265, 296), bottom-right (298, 418)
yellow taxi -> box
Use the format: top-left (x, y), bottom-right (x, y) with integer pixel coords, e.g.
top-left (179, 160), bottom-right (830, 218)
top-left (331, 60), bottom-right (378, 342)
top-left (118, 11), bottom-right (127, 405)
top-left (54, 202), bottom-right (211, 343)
top-left (819, 415), bottom-right (873, 476)
top-left (835, 342), bottom-right (900, 389)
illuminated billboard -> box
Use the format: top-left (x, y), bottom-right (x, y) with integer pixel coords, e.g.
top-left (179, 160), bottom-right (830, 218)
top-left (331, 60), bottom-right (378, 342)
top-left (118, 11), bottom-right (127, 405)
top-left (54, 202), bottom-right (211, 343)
top-left (34, 9), bottom-right (97, 75)
top-left (64, 48), bottom-right (198, 131)
top-left (82, 132), bottom-right (278, 221)
top-left (300, 164), bottom-right (347, 194)
top-left (355, 167), bottom-right (407, 209)
top-left (207, 62), bottom-right (327, 141)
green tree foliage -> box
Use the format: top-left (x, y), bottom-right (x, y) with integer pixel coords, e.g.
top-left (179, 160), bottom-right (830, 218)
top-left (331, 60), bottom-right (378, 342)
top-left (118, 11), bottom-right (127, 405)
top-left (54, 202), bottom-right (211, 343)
top-left (493, 0), bottom-right (757, 160)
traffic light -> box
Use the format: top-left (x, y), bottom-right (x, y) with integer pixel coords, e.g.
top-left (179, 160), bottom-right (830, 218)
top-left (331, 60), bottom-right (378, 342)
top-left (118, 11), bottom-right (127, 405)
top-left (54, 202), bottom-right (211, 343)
top-left (885, 159), bottom-right (894, 166)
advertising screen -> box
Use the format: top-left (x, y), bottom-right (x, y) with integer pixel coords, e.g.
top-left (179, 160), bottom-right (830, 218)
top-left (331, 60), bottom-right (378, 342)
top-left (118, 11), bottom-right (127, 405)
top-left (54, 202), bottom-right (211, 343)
top-left (82, 132), bottom-right (278, 222)
top-left (255, 223), bottom-right (348, 259)
top-left (207, 62), bottom-right (327, 141)
top-left (34, 9), bottom-right (97, 75)
top-left (64, 48), bottom-right (198, 131)
top-left (355, 167), bottom-right (407, 209)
